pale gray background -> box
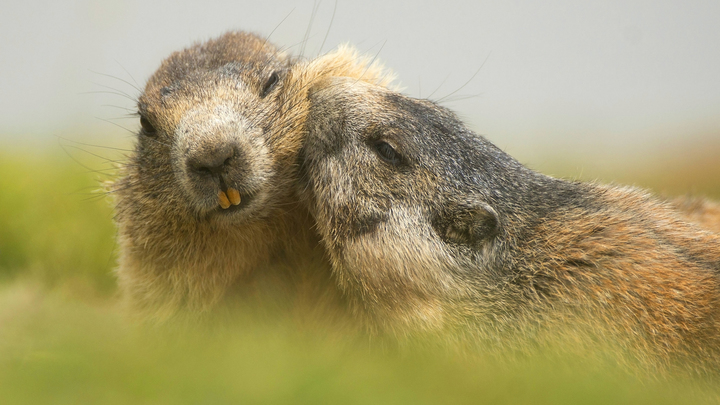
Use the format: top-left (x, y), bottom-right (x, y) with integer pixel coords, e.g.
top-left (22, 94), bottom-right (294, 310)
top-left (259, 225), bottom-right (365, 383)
top-left (1, 0), bottom-right (719, 167)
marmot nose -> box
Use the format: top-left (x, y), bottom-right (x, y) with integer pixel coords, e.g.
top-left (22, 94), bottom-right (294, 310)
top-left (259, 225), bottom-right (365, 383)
top-left (188, 144), bottom-right (235, 176)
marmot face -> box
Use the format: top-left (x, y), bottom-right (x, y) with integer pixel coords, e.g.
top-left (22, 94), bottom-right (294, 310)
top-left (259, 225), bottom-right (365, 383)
top-left (300, 78), bottom-right (516, 331)
top-left (133, 32), bottom-right (292, 224)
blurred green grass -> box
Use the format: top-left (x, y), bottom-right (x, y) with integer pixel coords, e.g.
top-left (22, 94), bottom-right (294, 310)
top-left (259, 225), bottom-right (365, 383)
top-left (525, 134), bottom-right (720, 200)
top-left (0, 149), bottom-right (117, 291)
top-left (0, 140), bottom-right (719, 404)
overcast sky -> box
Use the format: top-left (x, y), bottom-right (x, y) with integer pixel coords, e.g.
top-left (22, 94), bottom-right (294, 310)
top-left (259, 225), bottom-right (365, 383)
top-left (1, 0), bottom-right (719, 160)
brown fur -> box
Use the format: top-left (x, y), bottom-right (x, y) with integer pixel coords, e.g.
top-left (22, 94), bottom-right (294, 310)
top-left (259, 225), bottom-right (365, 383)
top-left (299, 78), bottom-right (720, 373)
top-left (112, 32), bottom-right (393, 322)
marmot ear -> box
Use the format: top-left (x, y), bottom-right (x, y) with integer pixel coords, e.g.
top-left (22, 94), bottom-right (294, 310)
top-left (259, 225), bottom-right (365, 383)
top-left (432, 203), bottom-right (500, 248)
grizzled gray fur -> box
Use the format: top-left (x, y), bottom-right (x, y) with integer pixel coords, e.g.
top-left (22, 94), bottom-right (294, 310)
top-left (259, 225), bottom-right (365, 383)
top-left (299, 78), bottom-right (720, 374)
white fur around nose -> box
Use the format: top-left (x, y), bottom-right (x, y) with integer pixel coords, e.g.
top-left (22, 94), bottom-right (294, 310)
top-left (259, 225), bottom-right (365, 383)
top-left (174, 103), bottom-right (258, 156)
top-left (171, 101), bottom-right (274, 213)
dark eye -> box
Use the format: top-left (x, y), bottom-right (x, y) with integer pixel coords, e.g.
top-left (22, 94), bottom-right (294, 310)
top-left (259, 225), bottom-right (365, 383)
top-left (140, 116), bottom-right (156, 135)
top-left (374, 141), bottom-right (402, 166)
top-left (261, 71), bottom-right (279, 97)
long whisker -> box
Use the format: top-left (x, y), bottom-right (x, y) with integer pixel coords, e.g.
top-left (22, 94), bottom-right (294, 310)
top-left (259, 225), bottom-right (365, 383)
top-left (113, 59), bottom-right (142, 90)
top-left (426, 73), bottom-right (452, 100)
top-left (317, 0), bottom-right (338, 57)
top-left (300, 0), bottom-right (321, 58)
top-left (80, 90), bottom-right (138, 102)
top-left (264, 8), bottom-right (295, 48)
top-left (100, 104), bottom-right (138, 114)
top-left (440, 93), bottom-right (484, 103)
top-left (87, 82), bottom-right (138, 101)
top-left (59, 144), bottom-right (129, 165)
top-left (351, 40), bottom-right (387, 86)
top-left (56, 136), bottom-right (133, 152)
top-left (436, 51), bottom-right (491, 103)
top-left (59, 142), bottom-right (111, 176)
top-left (89, 69), bottom-right (142, 93)
top-left (94, 117), bottom-right (137, 135)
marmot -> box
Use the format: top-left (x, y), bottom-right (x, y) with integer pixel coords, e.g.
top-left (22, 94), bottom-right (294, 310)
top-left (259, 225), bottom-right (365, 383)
top-left (112, 32), bottom-right (393, 321)
top-left (299, 78), bottom-right (720, 372)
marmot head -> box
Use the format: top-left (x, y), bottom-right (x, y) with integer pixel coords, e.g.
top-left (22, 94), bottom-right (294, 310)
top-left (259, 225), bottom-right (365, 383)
top-left (299, 78), bottom-right (525, 332)
top-left (130, 31), bottom-right (293, 224)
top-left (111, 31), bottom-right (303, 317)
top-left (123, 32), bottom-right (396, 228)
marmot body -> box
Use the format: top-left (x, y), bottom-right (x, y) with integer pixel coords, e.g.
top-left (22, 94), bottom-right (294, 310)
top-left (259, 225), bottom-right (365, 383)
top-left (299, 78), bottom-right (720, 371)
top-left (112, 32), bottom-right (393, 320)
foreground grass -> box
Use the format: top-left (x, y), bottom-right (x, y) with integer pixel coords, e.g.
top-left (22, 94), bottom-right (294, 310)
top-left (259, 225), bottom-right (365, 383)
top-left (2, 282), bottom-right (718, 405)
top-left (0, 143), bottom-right (719, 404)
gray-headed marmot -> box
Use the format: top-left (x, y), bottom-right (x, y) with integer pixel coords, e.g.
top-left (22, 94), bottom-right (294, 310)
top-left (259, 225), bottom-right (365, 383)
top-left (299, 78), bottom-right (720, 372)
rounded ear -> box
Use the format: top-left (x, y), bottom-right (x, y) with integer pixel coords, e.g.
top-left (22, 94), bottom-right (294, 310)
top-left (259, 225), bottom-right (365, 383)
top-left (432, 203), bottom-right (500, 248)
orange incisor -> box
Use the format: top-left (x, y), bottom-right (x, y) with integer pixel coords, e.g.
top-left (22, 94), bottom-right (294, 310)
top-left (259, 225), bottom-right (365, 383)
top-left (227, 188), bottom-right (241, 205)
top-left (218, 190), bottom-right (231, 209)
top-left (218, 188), bottom-right (241, 209)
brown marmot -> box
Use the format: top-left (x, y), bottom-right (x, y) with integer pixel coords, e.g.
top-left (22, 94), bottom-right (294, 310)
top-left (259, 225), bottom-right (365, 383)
top-left (112, 32), bottom-right (393, 321)
top-left (298, 78), bottom-right (720, 372)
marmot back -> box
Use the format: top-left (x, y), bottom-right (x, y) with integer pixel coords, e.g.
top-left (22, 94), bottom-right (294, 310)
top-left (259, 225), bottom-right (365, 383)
top-left (299, 78), bottom-right (720, 373)
top-left (112, 32), bottom-right (394, 321)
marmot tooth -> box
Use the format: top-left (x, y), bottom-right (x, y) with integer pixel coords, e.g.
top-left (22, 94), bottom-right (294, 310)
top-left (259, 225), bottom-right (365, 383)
top-left (227, 188), bottom-right (241, 205)
top-left (218, 190), bottom-right (231, 209)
